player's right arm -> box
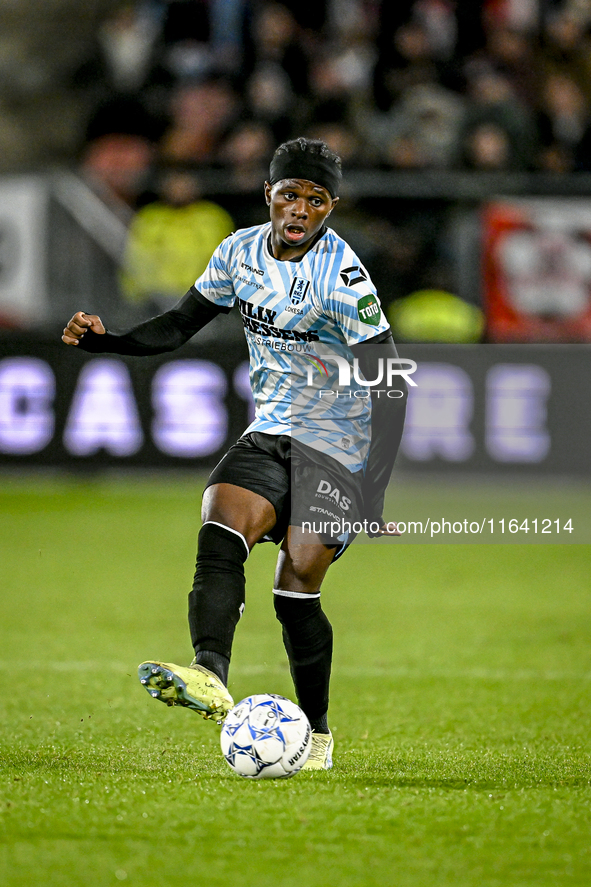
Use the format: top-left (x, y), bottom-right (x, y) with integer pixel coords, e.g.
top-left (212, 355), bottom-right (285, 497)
top-left (62, 233), bottom-right (236, 355)
top-left (61, 287), bottom-right (229, 355)
top-left (62, 312), bottom-right (106, 344)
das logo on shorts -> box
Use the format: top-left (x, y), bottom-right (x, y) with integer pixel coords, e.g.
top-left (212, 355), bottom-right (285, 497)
top-left (357, 294), bottom-right (381, 326)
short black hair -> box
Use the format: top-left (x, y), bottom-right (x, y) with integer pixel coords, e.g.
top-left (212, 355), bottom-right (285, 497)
top-left (273, 137), bottom-right (342, 171)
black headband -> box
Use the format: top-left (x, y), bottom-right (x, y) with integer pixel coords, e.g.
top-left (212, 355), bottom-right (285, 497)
top-left (269, 152), bottom-right (341, 198)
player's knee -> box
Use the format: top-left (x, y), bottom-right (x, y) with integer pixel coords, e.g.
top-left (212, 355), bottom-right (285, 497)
top-left (201, 483), bottom-right (276, 548)
top-left (289, 562), bottom-right (321, 590)
top-left (276, 545), bottom-right (335, 592)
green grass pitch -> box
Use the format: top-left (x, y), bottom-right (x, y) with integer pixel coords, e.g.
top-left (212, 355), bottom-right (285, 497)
top-left (1, 474), bottom-right (590, 887)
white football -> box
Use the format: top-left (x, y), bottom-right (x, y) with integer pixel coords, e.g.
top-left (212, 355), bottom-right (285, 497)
top-left (220, 694), bottom-right (311, 779)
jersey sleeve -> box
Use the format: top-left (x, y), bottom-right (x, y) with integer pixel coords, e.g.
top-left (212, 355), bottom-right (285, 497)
top-left (193, 233), bottom-right (237, 310)
top-left (321, 250), bottom-right (390, 346)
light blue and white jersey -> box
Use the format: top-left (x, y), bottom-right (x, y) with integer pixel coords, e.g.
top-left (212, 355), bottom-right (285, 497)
top-left (194, 222), bottom-right (390, 472)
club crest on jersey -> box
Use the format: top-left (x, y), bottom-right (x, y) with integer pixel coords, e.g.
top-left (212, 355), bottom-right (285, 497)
top-left (340, 265), bottom-right (367, 287)
top-left (289, 277), bottom-right (310, 305)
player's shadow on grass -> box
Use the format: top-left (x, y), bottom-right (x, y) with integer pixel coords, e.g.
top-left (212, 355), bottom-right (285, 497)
top-left (345, 762), bottom-right (587, 790)
top-left (349, 769), bottom-right (591, 789)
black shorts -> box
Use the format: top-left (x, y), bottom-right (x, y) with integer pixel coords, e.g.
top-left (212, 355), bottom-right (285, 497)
top-left (205, 432), bottom-right (364, 559)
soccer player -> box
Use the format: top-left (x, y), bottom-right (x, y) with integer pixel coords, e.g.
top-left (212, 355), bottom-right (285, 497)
top-left (62, 138), bottom-right (407, 770)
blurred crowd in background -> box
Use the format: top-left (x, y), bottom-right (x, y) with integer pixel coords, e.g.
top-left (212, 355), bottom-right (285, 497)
top-left (2, 0), bottom-right (591, 341)
top-left (72, 0), bottom-right (591, 201)
top-left (8, 0), bottom-right (590, 190)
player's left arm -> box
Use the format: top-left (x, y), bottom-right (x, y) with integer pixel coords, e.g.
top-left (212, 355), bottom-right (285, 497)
top-left (322, 248), bottom-right (407, 536)
top-left (351, 331), bottom-right (408, 537)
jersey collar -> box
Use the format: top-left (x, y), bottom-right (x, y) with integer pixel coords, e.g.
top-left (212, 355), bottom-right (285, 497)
top-left (265, 224), bottom-right (328, 263)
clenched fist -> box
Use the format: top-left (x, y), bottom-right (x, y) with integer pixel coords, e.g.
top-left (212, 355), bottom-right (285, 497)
top-left (62, 311), bottom-right (106, 345)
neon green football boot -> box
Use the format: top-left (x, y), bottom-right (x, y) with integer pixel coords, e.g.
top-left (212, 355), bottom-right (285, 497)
top-left (138, 660), bottom-right (234, 723)
top-left (302, 730), bottom-right (334, 770)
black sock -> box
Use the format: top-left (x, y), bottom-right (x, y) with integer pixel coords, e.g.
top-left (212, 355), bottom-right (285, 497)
top-left (273, 591), bottom-right (332, 726)
top-left (194, 650), bottom-right (230, 686)
top-left (309, 713), bottom-right (330, 734)
top-left (188, 522), bottom-right (249, 670)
